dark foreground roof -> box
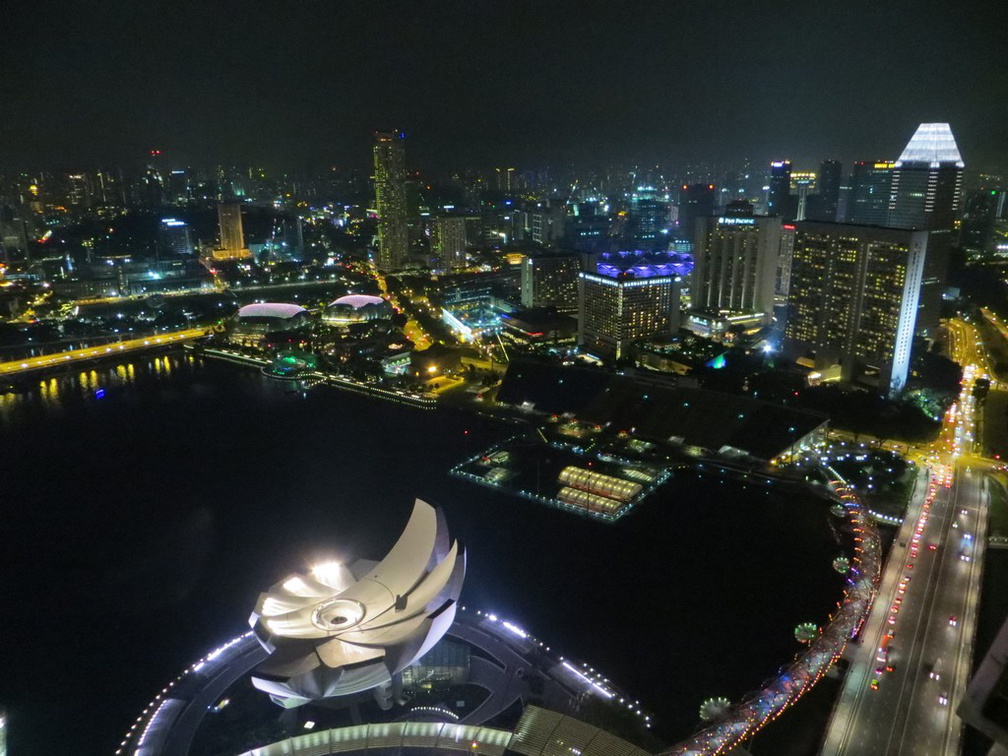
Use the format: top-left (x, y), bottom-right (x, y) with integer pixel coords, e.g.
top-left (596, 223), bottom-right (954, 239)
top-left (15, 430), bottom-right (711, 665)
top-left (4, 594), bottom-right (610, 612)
top-left (497, 359), bottom-right (827, 460)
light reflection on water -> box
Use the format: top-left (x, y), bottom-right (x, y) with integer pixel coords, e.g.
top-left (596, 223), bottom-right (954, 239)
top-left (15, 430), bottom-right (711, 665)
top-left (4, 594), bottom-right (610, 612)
top-left (0, 350), bottom-right (197, 423)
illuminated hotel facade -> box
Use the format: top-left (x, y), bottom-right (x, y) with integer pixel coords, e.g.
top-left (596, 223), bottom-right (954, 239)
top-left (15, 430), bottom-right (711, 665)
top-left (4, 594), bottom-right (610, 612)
top-left (521, 252), bottom-right (580, 312)
top-left (577, 252), bottom-right (684, 361)
top-left (786, 222), bottom-right (927, 396)
top-left (692, 216), bottom-right (780, 324)
top-left (212, 202), bottom-right (252, 260)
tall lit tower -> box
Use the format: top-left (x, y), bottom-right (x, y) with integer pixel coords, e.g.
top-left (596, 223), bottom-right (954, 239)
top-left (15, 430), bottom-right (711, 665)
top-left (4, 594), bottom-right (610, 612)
top-left (786, 222), bottom-right (927, 397)
top-left (212, 202), bottom-right (251, 260)
top-left (767, 160), bottom-right (794, 220)
top-left (806, 159), bottom-right (841, 222)
top-left (887, 122), bottom-right (965, 336)
top-left (373, 131), bottom-right (409, 271)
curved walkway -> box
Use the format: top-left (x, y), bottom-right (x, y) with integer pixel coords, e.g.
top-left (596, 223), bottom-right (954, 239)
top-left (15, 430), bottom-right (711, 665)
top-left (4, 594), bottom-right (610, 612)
top-left (659, 465), bottom-right (882, 756)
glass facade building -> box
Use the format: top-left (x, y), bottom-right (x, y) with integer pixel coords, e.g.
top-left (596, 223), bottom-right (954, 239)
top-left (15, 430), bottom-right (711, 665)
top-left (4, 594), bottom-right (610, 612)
top-left (767, 160), bottom-right (794, 220)
top-left (846, 161), bottom-right (895, 225)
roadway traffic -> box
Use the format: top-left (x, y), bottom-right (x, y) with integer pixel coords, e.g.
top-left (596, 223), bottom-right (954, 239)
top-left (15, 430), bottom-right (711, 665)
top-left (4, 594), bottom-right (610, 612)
top-left (820, 317), bottom-right (994, 755)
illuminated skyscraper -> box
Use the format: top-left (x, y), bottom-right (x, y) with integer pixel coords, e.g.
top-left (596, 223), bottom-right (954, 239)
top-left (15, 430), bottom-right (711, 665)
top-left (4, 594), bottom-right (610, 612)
top-left (431, 216), bottom-right (468, 269)
top-left (812, 159), bottom-right (842, 222)
top-left (791, 171), bottom-right (816, 221)
top-left (692, 216), bottom-right (780, 322)
top-left (846, 161), bottom-right (895, 225)
top-left (628, 186), bottom-right (669, 249)
top-left (159, 217), bottom-right (194, 256)
top-left (676, 183), bottom-right (715, 242)
top-left (888, 123), bottom-right (965, 230)
top-left (373, 131), bottom-right (409, 271)
top-left (960, 187), bottom-right (1006, 255)
top-left (767, 160), bottom-right (794, 220)
top-left (887, 123), bottom-right (965, 336)
top-left (521, 252), bottom-right (580, 312)
top-left (786, 222), bottom-right (927, 396)
top-left (213, 202), bottom-right (251, 260)
top-left (578, 251), bottom-right (684, 360)
top-left (776, 223), bottom-right (796, 299)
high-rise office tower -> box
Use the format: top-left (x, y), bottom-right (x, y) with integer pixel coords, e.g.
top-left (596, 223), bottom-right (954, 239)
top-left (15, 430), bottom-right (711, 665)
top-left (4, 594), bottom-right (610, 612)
top-left (66, 173), bottom-right (93, 209)
top-left (578, 252), bottom-right (683, 360)
top-left (527, 203), bottom-right (566, 247)
top-left (431, 216), bottom-right (468, 269)
top-left (767, 160), bottom-right (794, 220)
top-left (806, 159), bottom-right (842, 222)
top-left (886, 123), bottom-right (965, 336)
top-left (628, 186), bottom-right (669, 249)
top-left (888, 123), bottom-right (965, 230)
top-left (565, 202), bottom-right (611, 253)
top-left (213, 202), bottom-right (252, 260)
top-left (676, 184), bottom-right (715, 242)
top-left (691, 216), bottom-right (780, 322)
top-left (960, 187), bottom-right (1006, 255)
top-left (786, 222), bottom-right (927, 397)
top-left (791, 172), bottom-right (816, 222)
top-left (159, 218), bottom-right (194, 256)
top-left (846, 161), bottom-right (896, 225)
top-left (521, 252), bottom-right (580, 312)
top-left (373, 131), bottom-right (409, 271)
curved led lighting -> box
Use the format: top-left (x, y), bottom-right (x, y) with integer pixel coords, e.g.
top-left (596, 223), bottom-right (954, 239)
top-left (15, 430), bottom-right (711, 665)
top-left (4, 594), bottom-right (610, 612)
top-left (248, 499), bottom-right (465, 708)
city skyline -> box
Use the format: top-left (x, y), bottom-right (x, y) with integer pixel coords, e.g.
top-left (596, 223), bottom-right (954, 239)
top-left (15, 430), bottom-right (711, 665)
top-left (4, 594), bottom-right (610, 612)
top-left (4, 4), bottom-right (1008, 756)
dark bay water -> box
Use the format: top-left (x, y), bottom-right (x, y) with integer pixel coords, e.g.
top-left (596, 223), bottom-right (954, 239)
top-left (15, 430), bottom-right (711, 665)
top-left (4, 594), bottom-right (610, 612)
top-left (0, 353), bottom-right (845, 754)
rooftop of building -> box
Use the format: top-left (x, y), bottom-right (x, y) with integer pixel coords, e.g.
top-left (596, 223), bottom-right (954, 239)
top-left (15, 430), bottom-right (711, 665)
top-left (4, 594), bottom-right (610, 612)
top-left (595, 250), bottom-right (693, 280)
top-left (328, 294), bottom-right (389, 310)
top-left (896, 123), bottom-right (965, 169)
top-left (236, 302), bottom-right (308, 319)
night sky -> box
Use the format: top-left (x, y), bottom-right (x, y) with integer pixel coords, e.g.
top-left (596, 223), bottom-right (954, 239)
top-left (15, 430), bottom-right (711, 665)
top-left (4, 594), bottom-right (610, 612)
top-left (3, 0), bottom-right (1005, 172)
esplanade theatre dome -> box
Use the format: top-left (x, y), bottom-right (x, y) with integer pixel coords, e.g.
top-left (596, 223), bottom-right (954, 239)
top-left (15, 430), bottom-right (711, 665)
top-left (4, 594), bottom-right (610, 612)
top-left (228, 303), bottom-right (311, 346)
top-left (322, 294), bottom-right (394, 328)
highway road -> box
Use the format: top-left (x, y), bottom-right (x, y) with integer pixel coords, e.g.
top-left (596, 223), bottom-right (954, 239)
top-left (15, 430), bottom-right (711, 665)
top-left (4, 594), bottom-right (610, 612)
top-left (821, 317), bottom-right (994, 755)
top-left (0, 327), bottom-right (208, 377)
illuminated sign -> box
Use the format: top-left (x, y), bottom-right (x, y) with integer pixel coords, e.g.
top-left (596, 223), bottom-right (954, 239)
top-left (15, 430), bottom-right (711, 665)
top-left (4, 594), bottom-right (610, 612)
top-left (717, 217), bottom-right (756, 225)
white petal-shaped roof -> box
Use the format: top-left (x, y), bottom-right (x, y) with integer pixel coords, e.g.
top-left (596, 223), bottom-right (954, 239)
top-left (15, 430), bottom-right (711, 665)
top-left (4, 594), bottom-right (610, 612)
top-left (896, 123), bottom-right (964, 168)
top-left (248, 499), bottom-right (466, 705)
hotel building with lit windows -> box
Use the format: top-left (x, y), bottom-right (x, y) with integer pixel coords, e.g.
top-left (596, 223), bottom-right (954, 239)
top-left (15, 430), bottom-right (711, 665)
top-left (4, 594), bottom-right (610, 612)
top-left (691, 215), bottom-right (780, 325)
top-left (785, 222), bottom-right (927, 397)
top-left (577, 250), bottom-right (687, 361)
top-left (520, 251), bottom-right (580, 313)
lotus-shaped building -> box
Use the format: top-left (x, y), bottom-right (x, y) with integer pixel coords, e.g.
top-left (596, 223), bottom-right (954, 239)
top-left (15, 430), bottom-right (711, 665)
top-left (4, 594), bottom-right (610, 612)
top-left (248, 500), bottom-right (465, 708)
